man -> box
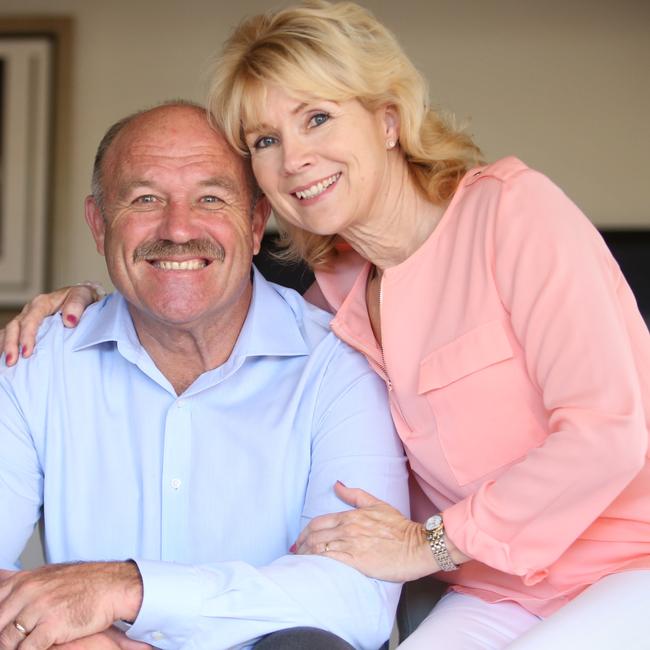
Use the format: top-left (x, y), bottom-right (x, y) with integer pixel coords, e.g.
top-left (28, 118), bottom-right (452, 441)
top-left (0, 103), bottom-right (408, 650)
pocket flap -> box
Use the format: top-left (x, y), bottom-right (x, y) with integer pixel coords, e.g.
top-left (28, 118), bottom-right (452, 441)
top-left (418, 320), bottom-right (514, 393)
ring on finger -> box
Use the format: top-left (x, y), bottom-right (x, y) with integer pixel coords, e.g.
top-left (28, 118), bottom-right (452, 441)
top-left (13, 620), bottom-right (29, 636)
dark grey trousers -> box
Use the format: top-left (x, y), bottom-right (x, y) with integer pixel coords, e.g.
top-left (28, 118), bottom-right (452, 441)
top-left (253, 627), bottom-right (356, 649)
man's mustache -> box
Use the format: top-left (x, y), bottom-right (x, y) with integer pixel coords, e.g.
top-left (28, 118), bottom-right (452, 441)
top-left (133, 239), bottom-right (225, 263)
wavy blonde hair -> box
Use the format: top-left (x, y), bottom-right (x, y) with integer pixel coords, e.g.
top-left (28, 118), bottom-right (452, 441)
top-left (209, 0), bottom-right (483, 269)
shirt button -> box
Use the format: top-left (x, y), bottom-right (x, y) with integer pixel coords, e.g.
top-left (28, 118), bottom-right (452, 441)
top-left (151, 631), bottom-right (165, 641)
top-left (171, 478), bottom-right (182, 490)
top-left (176, 399), bottom-right (186, 409)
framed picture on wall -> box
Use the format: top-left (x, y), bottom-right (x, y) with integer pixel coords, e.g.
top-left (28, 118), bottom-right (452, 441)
top-left (0, 36), bottom-right (53, 306)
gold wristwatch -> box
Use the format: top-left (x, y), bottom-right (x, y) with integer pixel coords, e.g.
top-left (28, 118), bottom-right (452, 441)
top-left (424, 514), bottom-right (458, 571)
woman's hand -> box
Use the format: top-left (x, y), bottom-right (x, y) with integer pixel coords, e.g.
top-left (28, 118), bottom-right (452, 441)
top-left (1, 283), bottom-right (105, 366)
top-left (292, 481), bottom-right (439, 582)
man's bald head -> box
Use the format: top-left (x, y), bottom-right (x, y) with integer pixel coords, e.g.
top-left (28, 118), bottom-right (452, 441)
top-left (91, 101), bottom-right (260, 217)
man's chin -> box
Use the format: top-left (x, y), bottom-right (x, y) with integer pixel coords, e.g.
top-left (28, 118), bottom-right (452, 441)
top-left (127, 299), bottom-right (212, 331)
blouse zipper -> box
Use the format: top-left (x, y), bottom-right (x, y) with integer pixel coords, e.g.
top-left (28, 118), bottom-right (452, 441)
top-left (378, 281), bottom-right (392, 392)
top-left (378, 278), bottom-right (413, 432)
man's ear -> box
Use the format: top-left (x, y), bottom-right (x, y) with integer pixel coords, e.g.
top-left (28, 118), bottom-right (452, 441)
top-left (84, 195), bottom-right (107, 256)
top-left (251, 195), bottom-right (272, 256)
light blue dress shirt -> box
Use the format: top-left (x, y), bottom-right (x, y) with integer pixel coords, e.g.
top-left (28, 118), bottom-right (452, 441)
top-left (0, 268), bottom-right (408, 650)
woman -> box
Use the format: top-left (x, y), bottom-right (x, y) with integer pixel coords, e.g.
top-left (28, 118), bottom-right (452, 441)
top-left (3, 2), bottom-right (650, 647)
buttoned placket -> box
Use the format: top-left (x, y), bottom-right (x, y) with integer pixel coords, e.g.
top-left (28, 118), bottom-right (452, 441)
top-left (160, 397), bottom-right (193, 561)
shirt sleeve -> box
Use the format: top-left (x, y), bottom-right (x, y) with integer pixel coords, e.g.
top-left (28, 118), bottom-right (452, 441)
top-left (0, 374), bottom-right (43, 569)
top-left (443, 169), bottom-right (649, 583)
top-left (128, 346), bottom-right (409, 650)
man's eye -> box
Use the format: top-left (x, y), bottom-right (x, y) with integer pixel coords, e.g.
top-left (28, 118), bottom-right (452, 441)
top-left (253, 136), bottom-right (278, 150)
top-left (200, 195), bottom-right (224, 205)
top-left (133, 195), bottom-right (157, 205)
top-left (308, 112), bottom-right (330, 128)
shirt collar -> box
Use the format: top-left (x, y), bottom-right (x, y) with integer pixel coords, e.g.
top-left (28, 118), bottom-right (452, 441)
top-left (71, 291), bottom-right (138, 353)
top-left (235, 266), bottom-right (310, 358)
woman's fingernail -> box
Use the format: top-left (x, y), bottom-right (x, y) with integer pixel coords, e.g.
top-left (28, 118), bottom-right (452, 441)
top-left (5, 354), bottom-right (12, 364)
top-left (336, 480), bottom-right (347, 487)
top-left (22, 346), bottom-right (30, 357)
top-left (66, 314), bottom-right (78, 325)
top-left (289, 544), bottom-right (297, 553)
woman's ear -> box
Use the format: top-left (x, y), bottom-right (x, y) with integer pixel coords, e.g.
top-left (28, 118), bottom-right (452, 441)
top-left (382, 104), bottom-right (400, 144)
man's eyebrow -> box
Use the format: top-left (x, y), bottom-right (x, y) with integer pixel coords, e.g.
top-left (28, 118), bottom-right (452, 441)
top-left (115, 179), bottom-right (157, 200)
top-left (116, 177), bottom-right (240, 197)
top-left (197, 177), bottom-right (240, 194)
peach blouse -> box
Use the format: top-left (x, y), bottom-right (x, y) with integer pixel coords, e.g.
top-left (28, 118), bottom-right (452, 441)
top-left (314, 157), bottom-right (650, 616)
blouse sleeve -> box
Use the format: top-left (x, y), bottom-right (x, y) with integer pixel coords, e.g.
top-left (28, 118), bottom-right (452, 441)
top-left (442, 169), bottom-right (649, 584)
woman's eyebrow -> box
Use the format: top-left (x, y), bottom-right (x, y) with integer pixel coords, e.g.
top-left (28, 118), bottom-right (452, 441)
top-left (245, 102), bottom-right (312, 135)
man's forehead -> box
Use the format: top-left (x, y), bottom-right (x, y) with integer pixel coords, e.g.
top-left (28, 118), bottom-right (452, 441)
top-left (105, 108), bottom-right (246, 183)
top-left (114, 114), bottom-right (235, 162)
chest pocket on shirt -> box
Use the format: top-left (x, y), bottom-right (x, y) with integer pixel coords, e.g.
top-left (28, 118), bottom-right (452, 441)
top-left (418, 319), bottom-right (547, 486)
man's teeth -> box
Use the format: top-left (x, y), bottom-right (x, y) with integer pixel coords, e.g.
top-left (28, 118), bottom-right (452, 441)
top-left (295, 173), bottom-right (340, 200)
top-left (153, 260), bottom-right (207, 271)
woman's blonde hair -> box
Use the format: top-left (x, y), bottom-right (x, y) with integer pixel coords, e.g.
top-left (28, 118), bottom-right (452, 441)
top-left (209, 0), bottom-right (483, 269)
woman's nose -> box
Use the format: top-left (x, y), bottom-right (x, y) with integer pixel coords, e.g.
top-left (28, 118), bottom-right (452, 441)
top-left (281, 135), bottom-right (314, 175)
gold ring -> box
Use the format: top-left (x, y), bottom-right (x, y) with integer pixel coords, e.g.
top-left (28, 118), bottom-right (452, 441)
top-left (13, 620), bottom-right (28, 636)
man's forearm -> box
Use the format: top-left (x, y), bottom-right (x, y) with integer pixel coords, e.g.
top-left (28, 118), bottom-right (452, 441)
top-left (52, 626), bottom-right (152, 650)
top-left (125, 555), bottom-right (398, 650)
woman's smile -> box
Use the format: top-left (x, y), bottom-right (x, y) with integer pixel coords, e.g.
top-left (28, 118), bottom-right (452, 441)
top-left (291, 172), bottom-right (342, 201)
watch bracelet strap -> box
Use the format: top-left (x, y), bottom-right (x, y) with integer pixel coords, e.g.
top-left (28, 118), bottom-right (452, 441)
top-left (426, 525), bottom-right (458, 572)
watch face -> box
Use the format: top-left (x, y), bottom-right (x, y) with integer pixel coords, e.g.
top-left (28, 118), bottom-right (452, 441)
top-left (425, 514), bottom-right (443, 531)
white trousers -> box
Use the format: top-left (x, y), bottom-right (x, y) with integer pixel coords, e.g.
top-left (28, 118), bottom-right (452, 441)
top-left (397, 570), bottom-right (650, 649)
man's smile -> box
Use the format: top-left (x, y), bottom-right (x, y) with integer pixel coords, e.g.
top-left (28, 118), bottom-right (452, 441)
top-left (149, 258), bottom-right (210, 271)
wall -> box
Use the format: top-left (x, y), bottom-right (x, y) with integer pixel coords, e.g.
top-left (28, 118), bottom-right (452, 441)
top-left (0, 0), bottom-right (648, 293)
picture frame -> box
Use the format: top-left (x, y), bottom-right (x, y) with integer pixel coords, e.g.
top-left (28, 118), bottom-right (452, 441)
top-left (0, 36), bottom-right (52, 306)
top-left (0, 18), bottom-right (72, 309)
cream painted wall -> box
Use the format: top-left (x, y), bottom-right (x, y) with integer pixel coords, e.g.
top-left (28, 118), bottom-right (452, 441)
top-left (1, 0), bottom-right (649, 293)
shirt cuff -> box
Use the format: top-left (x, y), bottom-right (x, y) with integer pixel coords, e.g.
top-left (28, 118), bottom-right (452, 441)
top-left (127, 558), bottom-right (204, 648)
top-left (444, 496), bottom-right (549, 586)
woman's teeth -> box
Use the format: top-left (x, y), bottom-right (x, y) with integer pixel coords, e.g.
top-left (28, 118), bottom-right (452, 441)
top-left (295, 173), bottom-right (341, 200)
top-left (153, 260), bottom-right (207, 270)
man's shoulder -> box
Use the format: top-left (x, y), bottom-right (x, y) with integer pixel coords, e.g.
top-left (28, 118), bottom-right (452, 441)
top-left (266, 281), bottom-right (349, 353)
top-left (0, 313), bottom-right (64, 381)
top-left (266, 280), bottom-right (375, 379)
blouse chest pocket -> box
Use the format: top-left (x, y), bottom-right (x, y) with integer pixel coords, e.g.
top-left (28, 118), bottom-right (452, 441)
top-left (418, 319), bottom-right (547, 486)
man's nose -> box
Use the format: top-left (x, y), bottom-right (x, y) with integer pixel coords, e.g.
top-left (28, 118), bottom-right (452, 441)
top-left (157, 202), bottom-right (198, 242)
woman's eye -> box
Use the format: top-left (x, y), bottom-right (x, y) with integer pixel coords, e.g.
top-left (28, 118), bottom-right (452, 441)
top-left (308, 112), bottom-right (330, 128)
top-left (253, 135), bottom-right (278, 150)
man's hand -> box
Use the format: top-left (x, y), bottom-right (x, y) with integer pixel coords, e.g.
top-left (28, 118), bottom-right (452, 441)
top-left (0, 562), bottom-right (143, 650)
